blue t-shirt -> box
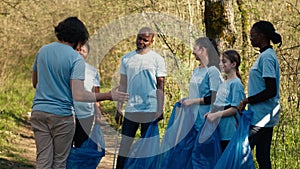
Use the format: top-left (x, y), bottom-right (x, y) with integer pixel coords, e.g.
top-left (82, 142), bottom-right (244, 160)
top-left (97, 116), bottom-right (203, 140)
top-left (214, 77), bottom-right (245, 140)
top-left (189, 66), bottom-right (222, 128)
top-left (32, 42), bottom-right (85, 116)
top-left (120, 50), bottom-right (166, 113)
top-left (74, 63), bottom-right (100, 119)
top-left (248, 48), bottom-right (280, 127)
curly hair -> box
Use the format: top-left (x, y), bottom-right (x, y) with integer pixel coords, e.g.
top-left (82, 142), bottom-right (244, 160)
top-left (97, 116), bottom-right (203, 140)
top-left (54, 17), bottom-right (89, 49)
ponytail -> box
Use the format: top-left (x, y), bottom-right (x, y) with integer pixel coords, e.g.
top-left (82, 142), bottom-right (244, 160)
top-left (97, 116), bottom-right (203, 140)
top-left (253, 20), bottom-right (282, 47)
top-left (236, 70), bottom-right (242, 80)
top-left (271, 31), bottom-right (282, 47)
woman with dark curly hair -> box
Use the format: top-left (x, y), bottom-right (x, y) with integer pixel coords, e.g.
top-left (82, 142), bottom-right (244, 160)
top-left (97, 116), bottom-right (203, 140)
top-left (31, 17), bottom-right (128, 169)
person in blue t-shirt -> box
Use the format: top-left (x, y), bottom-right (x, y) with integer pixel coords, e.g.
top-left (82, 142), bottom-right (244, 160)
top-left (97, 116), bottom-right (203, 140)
top-left (115, 27), bottom-right (166, 169)
top-left (205, 50), bottom-right (245, 152)
top-left (31, 17), bottom-right (128, 169)
top-left (238, 21), bottom-right (282, 169)
top-left (72, 42), bottom-right (103, 148)
top-left (181, 37), bottom-right (222, 130)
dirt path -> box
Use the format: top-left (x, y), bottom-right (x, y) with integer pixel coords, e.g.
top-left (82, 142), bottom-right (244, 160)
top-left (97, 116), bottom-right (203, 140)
top-left (2, 120), bottom-right (119, 169)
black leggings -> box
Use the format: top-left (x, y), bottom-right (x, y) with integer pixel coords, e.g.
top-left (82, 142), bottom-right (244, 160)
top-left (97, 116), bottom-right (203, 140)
top-left (73, 116), bottom-right (94, 148)
top-left (249, 125), bottom-right (273, 169)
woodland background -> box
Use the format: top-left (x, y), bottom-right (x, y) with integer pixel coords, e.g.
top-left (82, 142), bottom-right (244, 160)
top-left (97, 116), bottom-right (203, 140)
top-left (0, 0), bottom-right (299, 168)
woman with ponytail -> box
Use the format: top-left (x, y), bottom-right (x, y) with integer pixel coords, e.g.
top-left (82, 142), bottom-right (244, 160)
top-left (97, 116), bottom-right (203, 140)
top-left (238, 21), bottom-right (282, 169)
top-left (205, 50), bottom-right (246, 151)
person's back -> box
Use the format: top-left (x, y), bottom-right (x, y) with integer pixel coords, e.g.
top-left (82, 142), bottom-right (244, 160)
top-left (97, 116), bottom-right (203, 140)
top-left (31, 16), bottom-right (89, 169)
top-left (31, 16), bottom-right (128, 169)
top-left (33, 42), bottom-right (85, 116)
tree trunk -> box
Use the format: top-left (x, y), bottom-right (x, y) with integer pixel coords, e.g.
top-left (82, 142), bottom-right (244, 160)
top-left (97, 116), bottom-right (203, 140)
top-left (237, 0), bottom-right (249, 59)
top-left (204, 0), bottom-right (236, 50)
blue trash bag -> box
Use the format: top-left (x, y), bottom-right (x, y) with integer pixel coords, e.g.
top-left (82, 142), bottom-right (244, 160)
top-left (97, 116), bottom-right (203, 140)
top-left (66, 124), bottom-right (105, 169)
top-left (214, 110), bottom-right (255, 169)
top-left (124, 119), bottom-right (161, 169)
top-left (159, 102), bottom-right (198, 169)
top-left (192, 119), bottom-right (222, 169)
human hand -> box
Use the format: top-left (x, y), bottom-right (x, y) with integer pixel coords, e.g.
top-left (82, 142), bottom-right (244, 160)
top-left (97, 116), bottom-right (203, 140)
top-left (181, 98), bottom-right (196, 107)
top-left (94, 106), bottom-right (106, 126)
top-left (204, 112), bottom-right (221, 122)
top-left (95, 114), bottom-right (106, 126)
top-left (110, 87), bottom-right (129, 102)
top-left (155, 111), bottom-right (164, 121)
top-left (237, 98), bottom-right (248, 115)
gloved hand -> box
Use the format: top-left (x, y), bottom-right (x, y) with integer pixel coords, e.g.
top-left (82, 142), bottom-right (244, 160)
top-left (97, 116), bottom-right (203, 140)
top-left (115, 110), bottom-right (123, 125)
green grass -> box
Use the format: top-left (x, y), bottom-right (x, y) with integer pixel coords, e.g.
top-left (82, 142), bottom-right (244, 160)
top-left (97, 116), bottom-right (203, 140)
top-left (0, 75), bottom-right (35, 168)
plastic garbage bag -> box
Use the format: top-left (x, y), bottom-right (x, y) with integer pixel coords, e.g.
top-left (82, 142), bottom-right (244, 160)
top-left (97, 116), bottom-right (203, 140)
top-left (192, 119), bottom-right (222, 169)
top-left (124, 119), bottom-right (161, 169)
top-left (159, 102), bottom-right (198, 169)
top-left (66, 124), bottom-right (105, 169)
top-left (214, 110), bottom-right (255, 169)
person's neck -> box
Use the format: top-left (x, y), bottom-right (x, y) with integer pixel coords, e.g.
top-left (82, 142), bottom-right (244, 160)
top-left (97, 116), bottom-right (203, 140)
top-left (259, 45), bottom-right (272, 53)
top-left (199, 58), bottom-right (209, 68)
top-left (59, 41), bottom-right (74, 47)
top-left (259, 42), bottom-right (272, 53)
top-left (136, 47), bottom-right (151, 55)
top-left (225, 71), bottom-right (237, 81)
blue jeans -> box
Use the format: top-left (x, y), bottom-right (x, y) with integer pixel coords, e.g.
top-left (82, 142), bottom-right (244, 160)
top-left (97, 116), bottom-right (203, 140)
top-left (249, 125), bottom-right (273, 169)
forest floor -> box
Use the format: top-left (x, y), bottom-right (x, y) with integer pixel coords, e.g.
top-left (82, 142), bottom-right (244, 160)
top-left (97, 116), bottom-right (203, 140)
top-left (0, 115), bottom-right (118, 169)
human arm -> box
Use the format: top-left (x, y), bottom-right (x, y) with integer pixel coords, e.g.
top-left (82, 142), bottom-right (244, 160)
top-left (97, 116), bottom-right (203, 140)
top-left (93, 86), bottom-right (102, 116)
top-left (115, 74), bottom-right (127, 125)
top-left (93, 86), bottom-right (106, 125)
top-left (70, 79), bottom-right (128, 102)
top-left (117, 74), bottom-right (127, 112)
top-left (32, 71), bottom-right (37, 88)
top-left (238, 77), bottom-right (276, 113)
top-left (182, 67), bottom-right (220, 107)
top-left (205, 107), bottom-right (237, 122)
top-left (156, 77), bottom-right (165, 120)
top-left (181, 90), bottom-right (216, 106)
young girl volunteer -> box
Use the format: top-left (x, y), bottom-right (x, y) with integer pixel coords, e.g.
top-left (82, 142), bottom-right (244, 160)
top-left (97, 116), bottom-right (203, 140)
top-left (205, 50), bottom-right (245, 151)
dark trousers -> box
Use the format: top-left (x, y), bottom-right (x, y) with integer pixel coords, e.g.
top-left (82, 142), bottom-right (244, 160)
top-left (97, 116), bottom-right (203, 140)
top-left (249, 125), bottom-right (273, 169)
top-left (116, 112), bottom-right (154, 169)
top-left (73, 115), bottom-right (94, 148)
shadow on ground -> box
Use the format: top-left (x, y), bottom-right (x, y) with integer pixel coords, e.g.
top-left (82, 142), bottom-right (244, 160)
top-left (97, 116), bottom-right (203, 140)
top-left (0, 158), bottom-right (34, 169)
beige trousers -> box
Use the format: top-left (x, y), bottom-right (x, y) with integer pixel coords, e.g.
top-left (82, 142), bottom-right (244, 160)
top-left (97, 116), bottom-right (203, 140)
top-left (30, 111), bottom-right (75, 169)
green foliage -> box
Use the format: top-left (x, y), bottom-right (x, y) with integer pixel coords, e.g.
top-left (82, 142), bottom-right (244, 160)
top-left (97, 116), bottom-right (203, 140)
top-left (0, 0), bottom-right (299, 168)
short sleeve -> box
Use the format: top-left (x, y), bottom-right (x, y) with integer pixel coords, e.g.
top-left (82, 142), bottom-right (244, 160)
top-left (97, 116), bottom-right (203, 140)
top-left (261, 55), bottom-right (276, 78)
top-left (156, 56), bottom-right (167, 77)
top-left (230, 81), bottom-right (245, 107)
top-left (120, 57), bottom-right (127, 75)
top-left (208, 66), bottom-right (221, 92)
top-left (71, 56), bottom-right (85, 80)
